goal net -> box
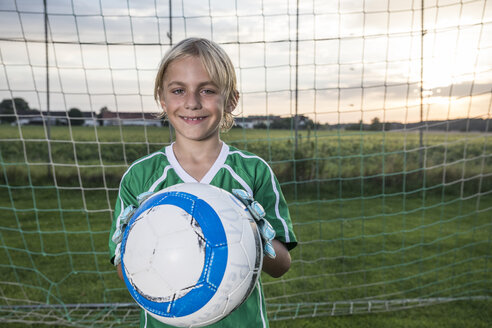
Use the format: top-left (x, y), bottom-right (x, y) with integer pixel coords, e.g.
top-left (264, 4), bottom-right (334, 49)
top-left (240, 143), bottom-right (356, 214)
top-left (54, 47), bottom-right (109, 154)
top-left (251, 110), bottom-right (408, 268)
top-left (0, 0), bottom-right (491, 326)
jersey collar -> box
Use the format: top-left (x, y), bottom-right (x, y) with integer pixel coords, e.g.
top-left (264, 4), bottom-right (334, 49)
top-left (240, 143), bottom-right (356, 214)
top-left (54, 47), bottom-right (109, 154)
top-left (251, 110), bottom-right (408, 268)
top-left (165, 142), bottom-right (229, 184)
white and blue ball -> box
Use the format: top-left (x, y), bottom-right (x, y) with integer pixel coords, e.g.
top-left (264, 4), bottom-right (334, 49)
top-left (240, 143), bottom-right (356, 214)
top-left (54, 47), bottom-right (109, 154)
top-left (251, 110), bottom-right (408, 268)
top-left (120, 183), bottom-right (263, 327)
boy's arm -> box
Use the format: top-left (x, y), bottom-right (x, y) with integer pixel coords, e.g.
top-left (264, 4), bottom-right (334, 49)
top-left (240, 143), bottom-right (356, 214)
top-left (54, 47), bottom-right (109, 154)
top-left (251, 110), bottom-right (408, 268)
top-left (109, 170), bottom-right (139, 265)
top-left (253, 162), bottom-right (298, 251)
top-left (262, 239), bottom-right (291, 278)
top-left (251, 161), bottom-right (297, 277)
top-left (232, 187), bottom-right (293, 278)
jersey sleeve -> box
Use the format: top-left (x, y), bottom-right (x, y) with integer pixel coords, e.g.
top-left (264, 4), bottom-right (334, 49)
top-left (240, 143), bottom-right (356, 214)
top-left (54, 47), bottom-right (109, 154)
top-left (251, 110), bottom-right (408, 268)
top-left (253, 161), bottom-right (297, 251)
top-left (108, 169), bottom-right (139, 263)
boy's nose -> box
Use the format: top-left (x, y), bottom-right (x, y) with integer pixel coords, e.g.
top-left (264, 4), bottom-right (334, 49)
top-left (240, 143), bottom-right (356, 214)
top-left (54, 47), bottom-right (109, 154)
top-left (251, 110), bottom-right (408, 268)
top-left (184, 92), bottom-right (202, 110)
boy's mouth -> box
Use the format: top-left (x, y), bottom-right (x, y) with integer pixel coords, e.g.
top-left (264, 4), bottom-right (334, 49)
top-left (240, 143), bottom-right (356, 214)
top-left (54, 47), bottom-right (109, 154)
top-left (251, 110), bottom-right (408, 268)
top-left (181, 116), bottom-right (207, 122)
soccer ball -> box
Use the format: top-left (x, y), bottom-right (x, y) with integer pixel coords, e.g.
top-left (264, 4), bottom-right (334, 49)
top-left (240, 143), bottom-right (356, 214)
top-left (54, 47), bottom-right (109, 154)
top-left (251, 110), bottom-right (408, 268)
top-left (120, 183), bottom-right (263, 327)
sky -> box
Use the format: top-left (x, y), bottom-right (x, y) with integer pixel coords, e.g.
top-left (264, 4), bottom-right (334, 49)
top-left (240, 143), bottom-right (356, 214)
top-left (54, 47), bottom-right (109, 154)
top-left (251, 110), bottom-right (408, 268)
top-left (0, 0), bottom-right (491, 124)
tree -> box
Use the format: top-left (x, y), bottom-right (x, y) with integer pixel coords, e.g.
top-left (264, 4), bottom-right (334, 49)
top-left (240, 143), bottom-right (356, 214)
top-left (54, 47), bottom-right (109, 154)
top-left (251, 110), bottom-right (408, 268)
top-left (253, 122), bottom-right (267, 129)
top-left (270, 117), bottom-right (291, 129)
top-left (97, 106), bottom-right (110, 126)
top-left (369, 117), bottom-right (382, 131)
top-left (346, 120), bottom-right (364, 131)
top-left (0, 98), bottom-right (31, 124)
top-left (68, 107), bottom-right (84, 126)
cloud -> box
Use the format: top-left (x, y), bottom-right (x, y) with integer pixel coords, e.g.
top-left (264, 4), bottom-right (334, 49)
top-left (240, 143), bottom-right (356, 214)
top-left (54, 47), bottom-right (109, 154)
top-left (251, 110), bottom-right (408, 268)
top-left (0, 0), bottom-right (490, 123)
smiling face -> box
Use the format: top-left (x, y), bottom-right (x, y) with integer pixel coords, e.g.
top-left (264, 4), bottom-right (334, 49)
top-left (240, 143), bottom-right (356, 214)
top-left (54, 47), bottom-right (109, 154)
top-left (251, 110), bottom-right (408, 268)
top-left (160, 56), bottom-right (232, 144)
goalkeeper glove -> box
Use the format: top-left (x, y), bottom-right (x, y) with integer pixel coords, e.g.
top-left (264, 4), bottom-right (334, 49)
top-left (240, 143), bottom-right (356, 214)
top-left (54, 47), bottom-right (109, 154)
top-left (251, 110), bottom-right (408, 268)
top-left (232, 189), bottom-right (276, 259)
top-left (112, 191), bottom-right (154, 266)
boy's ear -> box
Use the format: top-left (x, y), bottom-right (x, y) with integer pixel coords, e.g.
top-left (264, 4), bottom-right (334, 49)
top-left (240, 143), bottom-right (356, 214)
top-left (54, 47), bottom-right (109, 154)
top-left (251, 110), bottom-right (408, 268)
top-left (226, 90), bottom-right (239, 113)
top-left (159, 97), bottom-right (167, 113)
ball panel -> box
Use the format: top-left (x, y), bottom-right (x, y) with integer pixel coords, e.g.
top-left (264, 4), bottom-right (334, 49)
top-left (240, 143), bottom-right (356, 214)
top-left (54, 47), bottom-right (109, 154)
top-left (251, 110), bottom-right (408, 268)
top-left (124, 218), bottom-right (157, 275)
top-left (146, 204), bottom-right (193, 237)
top-left (204, 245), bottom-right (227, 290)
top-left (222, 270), bottom-right (257, 314)
top-left (130, 268), bottom-right (173, 301)
top-left (239, 219), bottom-right (263, 271)
top-left (153, 228), bottom-right (205, 295)
top-left (165, 183), bottom-right (221, 201)
top-left (223, 243), bottom-right (255, 285)
top-left (216, 207), bottom-right (248, 245)
top-left (191, 199), bottom-right (228, 248)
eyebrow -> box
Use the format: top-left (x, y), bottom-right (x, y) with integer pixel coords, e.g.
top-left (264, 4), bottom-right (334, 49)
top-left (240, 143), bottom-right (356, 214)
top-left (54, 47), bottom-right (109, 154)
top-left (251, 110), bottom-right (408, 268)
top-left (166, 81), bottom-right (218, 88)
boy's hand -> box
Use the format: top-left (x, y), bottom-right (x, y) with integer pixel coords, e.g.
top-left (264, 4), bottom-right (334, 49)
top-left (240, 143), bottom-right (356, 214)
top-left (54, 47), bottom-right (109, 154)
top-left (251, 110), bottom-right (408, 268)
top-left (117, 263), bottom-right (124, 281)
top-left (232, 189), bottom-right (276, 259)
top-left (111, 191), bottom-right (154, 266)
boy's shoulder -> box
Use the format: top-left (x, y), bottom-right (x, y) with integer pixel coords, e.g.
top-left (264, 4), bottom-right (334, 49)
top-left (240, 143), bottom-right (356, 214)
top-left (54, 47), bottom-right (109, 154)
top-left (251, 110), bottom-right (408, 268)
top-left (130, 147), bottom-right (168, 168)
top-left (122, 147), bottom-right (170, 181)
top-left (225, 144), bottom-right (272, 175)
top-left (226, 145), bottom-right (267, 164)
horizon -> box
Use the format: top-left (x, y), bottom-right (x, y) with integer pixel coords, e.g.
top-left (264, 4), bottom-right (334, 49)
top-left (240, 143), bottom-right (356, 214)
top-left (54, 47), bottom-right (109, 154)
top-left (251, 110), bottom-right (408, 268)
top-left (5, 102), bottom-right (491, 128)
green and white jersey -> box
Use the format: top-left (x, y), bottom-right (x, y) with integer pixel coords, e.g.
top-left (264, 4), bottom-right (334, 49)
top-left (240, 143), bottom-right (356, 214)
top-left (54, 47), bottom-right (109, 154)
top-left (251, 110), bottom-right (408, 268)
top-left (109, 142), bottom-right (297, 328)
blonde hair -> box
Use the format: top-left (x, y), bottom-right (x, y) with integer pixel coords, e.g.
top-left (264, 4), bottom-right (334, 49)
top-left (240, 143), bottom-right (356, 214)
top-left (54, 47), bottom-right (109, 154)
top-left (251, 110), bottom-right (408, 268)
top-left (154, 38), bottom-right (238, 132)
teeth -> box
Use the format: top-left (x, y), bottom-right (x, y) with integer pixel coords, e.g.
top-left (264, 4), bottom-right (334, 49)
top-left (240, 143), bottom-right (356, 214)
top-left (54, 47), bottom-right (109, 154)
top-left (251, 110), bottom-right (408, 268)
top-left (184, 117), bottom-right (204, 121)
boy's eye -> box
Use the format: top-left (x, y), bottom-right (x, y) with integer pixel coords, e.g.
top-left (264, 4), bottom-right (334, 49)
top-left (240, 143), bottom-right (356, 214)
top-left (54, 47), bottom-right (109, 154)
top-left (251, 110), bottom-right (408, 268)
top-left (201, 89), bottom-right (216, 95)
top-left (171, 89), bottom-right (184, 95)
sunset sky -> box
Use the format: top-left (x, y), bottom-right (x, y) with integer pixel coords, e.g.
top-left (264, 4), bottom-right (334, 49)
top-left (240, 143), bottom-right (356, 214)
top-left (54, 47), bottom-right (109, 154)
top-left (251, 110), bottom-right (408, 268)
top-left (0, 0), bottom-right (491, 124)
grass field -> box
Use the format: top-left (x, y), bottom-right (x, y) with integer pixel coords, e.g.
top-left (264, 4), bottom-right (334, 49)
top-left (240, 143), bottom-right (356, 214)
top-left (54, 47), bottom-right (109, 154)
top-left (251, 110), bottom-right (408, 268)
top-left (2, 300), bottom-right (491, 327)
top-left (0, 125), bottom-right (491, 327)
top-left (2, 125), bottom-right (491, 194)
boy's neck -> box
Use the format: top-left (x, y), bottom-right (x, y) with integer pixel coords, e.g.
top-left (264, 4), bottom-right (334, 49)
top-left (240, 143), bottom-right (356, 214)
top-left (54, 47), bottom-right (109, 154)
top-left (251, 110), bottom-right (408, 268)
top-left (173, 137), bottom-right (222, 158)
top-left (172, 138), bottom-right (224, 182)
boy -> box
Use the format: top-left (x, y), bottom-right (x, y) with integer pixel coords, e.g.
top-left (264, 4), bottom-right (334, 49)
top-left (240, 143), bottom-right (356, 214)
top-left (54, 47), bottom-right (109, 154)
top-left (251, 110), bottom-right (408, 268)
top-left (108, 38), bottom-right (297, 327)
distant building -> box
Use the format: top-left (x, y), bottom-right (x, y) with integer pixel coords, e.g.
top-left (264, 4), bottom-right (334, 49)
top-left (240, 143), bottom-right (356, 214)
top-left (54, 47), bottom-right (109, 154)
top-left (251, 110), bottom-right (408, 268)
top-left (13, 111), bottom-right (70, 126)
top-left (235, 115), bottom-right (280, 129)
top-left (11, 110), bottom-right (162, 127)
top-left (100, 111), bottom-right (161, 127)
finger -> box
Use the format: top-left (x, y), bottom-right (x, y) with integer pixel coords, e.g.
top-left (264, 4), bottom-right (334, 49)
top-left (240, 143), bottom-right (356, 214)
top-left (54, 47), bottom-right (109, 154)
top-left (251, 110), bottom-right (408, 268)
top-left (112, 229), bottom-right (123, 244)
top-left (264, 241), bottom-right (276, 259)
top-left (114, 244), bottom-right (122, 266)
top-left (137, 191), bottom-right (154, 205)
top-left (258, 219), bottom-right (276, 241)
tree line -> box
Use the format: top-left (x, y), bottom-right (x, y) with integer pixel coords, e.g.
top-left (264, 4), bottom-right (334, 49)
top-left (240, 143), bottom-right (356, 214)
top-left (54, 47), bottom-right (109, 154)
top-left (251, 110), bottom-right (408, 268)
top-left (1, 97), bottom-right (490, 132)
top-left (0, 98), bottom-right (104, 126)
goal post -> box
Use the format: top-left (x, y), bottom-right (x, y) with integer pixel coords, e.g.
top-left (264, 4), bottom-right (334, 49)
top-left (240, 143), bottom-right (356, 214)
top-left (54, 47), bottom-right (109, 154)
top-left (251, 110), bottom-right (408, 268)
top-left (0, 0), bottom-right (491, 326)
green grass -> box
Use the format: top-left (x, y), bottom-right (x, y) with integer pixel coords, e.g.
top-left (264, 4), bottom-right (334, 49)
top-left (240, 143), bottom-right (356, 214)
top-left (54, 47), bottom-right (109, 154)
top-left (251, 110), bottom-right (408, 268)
top-left (1, 188), bottom-right (490, 326)
top-left (270, 300), bottom-right (492, 327)
top-left (2, 125), bottom-right (491, 194)
top-left (2, 300), bottom-right (491, 327)
top-left (0, 125), bottom-right (491, 326)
